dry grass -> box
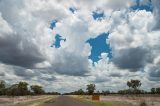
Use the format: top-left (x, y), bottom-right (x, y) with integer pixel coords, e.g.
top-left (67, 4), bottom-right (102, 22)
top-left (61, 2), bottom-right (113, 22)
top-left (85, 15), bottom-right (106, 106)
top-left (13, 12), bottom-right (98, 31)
top-left (72, 95), bottom-right (133, 106)
top-left (72, 94), bottom-right (160, 106)
top-left (0, 95), bottom-right (56, 106)
top-left (101, 95), bottom-right (160, 106)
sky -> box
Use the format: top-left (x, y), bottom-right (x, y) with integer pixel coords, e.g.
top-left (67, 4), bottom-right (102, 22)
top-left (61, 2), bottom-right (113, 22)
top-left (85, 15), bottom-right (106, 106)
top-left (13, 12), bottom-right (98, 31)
top-left (0, 0), bottom-right (160, 93)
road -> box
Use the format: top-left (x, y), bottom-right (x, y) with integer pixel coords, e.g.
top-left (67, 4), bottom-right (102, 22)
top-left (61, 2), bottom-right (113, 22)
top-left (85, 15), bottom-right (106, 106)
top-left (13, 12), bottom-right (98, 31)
top-left (44, 96), bottom-right (95, 106)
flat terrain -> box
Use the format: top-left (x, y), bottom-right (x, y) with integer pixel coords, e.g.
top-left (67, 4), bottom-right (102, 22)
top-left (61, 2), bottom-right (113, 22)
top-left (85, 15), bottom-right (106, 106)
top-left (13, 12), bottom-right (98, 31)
top-left (0, 95), bottom-right (55, 106)
top-left (44, 96), bottom-right (95, 106)
top-left (73, 94), bottom-right (160, 106)
top-left (0, 95), bottom-right (160, 106)
top-left (101, 95), bottom-right (160, 106)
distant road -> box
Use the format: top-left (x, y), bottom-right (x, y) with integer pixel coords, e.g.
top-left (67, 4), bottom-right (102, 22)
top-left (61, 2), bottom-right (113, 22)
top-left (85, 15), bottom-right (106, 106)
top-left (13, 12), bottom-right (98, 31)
top-left (44, 96), bottom-right (95, 106)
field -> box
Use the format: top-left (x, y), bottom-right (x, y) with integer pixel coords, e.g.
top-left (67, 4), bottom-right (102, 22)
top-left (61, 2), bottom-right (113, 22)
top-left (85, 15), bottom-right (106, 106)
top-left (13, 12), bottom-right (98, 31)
top-left (73, 94), bottom-right (160, 106)
top-left (1, 95), bottom-right (160, 106)
top-left (0, 95), bottom-right (57, 106)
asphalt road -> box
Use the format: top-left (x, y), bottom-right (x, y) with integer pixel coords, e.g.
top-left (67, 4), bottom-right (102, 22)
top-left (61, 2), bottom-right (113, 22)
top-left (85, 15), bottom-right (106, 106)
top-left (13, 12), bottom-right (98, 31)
top-left (44, 96), bottom-right (95, 106)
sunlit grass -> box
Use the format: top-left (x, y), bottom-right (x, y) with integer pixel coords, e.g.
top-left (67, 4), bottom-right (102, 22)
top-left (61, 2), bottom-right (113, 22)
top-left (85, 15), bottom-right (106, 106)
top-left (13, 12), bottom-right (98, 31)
top-left (83, 99), bottom-right (113, 106)
top-left (72, 95), bottom-right (133, 106)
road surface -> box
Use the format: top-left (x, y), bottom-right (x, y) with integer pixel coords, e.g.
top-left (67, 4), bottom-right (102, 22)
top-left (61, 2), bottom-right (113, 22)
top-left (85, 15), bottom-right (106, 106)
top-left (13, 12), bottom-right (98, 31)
top-left (44, 96), bottom-right (95, 106)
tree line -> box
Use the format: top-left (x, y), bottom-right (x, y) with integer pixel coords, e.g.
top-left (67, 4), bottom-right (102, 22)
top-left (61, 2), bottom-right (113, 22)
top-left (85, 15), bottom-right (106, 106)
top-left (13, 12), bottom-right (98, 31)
top-left (1, 79), bottom-right (160, 96)
top-left (64, 80), bottom-right (160, 95)
top-left (0, 80), bottom-right (60, 96)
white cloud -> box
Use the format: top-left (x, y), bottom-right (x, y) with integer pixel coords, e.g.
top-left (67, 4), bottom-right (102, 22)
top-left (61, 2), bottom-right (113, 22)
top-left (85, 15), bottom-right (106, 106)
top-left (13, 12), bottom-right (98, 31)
top-left (0, 0), bottom-right (160, 93)
top-left (152, 0), bottom-right (160, 30)
top-left (0, 13), bottom-right (14, 35)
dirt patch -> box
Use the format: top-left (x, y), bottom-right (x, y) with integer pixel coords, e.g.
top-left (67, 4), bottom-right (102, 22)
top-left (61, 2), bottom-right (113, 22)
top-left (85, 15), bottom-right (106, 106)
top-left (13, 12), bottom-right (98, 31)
top-left (0, 95), bottom-right (53, 106)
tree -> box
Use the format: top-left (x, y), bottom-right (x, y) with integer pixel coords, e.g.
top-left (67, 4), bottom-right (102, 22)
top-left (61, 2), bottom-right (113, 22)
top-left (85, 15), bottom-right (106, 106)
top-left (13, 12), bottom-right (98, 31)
top-left (127, 80), bottom-right (141, 90)
top-left (6, 84), bottom-right (19, 96)
top-left (126, 79), bottom-right (141, 94)
top-left (0, 80), bottom-right (6, 95)
top-left (86, 84), bottom-right (96, 95)
top-left (131, 80), bottom-right (141, 90)
top-left (30, 85), bottom-right (44, 95)
top-left (127, 81), bottom-right (132, 89)
top-left (102, 90), bottom-right (110, 95)
top-left (151, 88), bottom-right (156, 94)
top-left (156, 87), bottom-right (160, 94)
top-left (0, 80), bottom-right (5, 89)
top-left (77, 89), bottom-right (85, 95)
top-left (18, 82), bottom-right (28, 95)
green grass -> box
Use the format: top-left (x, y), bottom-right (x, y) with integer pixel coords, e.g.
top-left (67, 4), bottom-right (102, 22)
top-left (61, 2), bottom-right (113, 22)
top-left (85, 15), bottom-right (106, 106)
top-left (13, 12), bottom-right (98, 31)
top-left (16, 101), bottom-right (45, 106)
top-left (84, 99), bottom-right (114, 106)
top-left (92, 101), bottom-right (131, 106)
top-left (72, 96), bottom-right (113, 106)
top-left (16, 100), bottom-right (44, 106)
top-left (92, 101), bottom-right (113, 106)
top-left (16, 99), bottom-right (45, 106)
top-left (73, 95), bottom-right (133, 106)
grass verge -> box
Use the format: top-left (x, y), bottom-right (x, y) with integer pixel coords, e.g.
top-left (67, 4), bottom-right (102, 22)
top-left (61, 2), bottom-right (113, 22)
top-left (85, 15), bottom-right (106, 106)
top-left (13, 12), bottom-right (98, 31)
top-left (16, 95), bottom-right (58, 106)
top-left (72, 95), bottom-right (133, 106)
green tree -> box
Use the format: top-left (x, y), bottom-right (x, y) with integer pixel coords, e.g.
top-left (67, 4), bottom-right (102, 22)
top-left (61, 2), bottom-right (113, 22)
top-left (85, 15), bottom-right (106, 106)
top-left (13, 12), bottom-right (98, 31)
top-left (127, 81), bottom-right (132, 93)
top-left (86, 84), bottom-right (96, 95)
top-left (6, 84), bottom-right (19, 96)
top-left (18, 82), bottom-right (28, 95)
top-left (30, 85), bottom-right (44, 95)
top-left (127, 81), bottom-right (132, 89)
top-left (0, 80), bottom-right (5, 89)
top-left (77, 89), bottom-right (85, 95)
top-left (126, 79), bottom-right (141, 94)
top-left (151, 88), bottom-right (156, 94)
top-left (128, 80), bottom-right (141, 90)
top-left (0, 80), bottom-right (6, 95)
top-left (156, 87), bottom-right (160, 94)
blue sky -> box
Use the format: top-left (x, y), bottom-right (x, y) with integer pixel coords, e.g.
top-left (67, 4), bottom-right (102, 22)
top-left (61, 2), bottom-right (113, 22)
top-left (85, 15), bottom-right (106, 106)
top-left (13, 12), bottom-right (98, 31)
top-left (130, 0), bottom-right (153, 11)
top-left (86, 33), bottom-right (112, 63)
top-left (51, 34), bottom-right (66, 48)
top-left (50, 20), bottom-right (58, 29)
top-left (92, 9), bottom-right (105, 21)
top-left (50, 27), bottom-right (112, 64)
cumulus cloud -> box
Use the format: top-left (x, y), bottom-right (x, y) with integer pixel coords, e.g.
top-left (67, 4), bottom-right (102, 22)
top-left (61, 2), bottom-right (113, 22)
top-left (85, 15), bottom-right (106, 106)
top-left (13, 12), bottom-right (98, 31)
top-left (109, 10), bottom-right (154, 72)
top-left (0, 12), bottom-right (45, 68)
top-left (152, 0), bottom-right (160, 30)
top-left (0, 0), bottom-right (91, 77)
top-left (51, 51), bottom-right (90, 76)
top-left (14, 68), bottom-right (38, 80)
top-left (148, 66), bottom-right (160, 79)
top-left (0, 0), bottom-right (160, 92)
top-left (113, 47), bottom-right (152, 71)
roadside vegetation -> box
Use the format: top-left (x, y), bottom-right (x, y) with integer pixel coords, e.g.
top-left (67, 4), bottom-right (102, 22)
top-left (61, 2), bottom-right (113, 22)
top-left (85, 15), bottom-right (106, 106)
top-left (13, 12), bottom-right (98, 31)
top-left (0, 80), bottom-right (60, 96)
top-left (64, 79), bottom-right (160, 95)
top-left (1, 79), bottom-right (160, 96)
top-left (71, 83), bottom-right (133, 106)
top-left (73, 95), bottom-right (134, 106)
top-left (1, 79), bottom-right (160, 106)
top-left (69, 79), bottom-right (160, 106)
top-left (16, 95), bottom-right (56, 106)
